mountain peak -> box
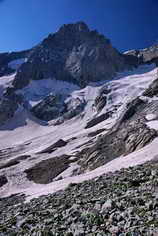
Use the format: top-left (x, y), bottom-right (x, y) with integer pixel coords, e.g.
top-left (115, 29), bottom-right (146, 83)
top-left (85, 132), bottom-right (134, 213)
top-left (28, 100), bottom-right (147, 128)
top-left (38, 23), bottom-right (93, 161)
top-left (12, 21), bottom-right (125, 90)
top-left (58, 21), bottom-right (90, 34)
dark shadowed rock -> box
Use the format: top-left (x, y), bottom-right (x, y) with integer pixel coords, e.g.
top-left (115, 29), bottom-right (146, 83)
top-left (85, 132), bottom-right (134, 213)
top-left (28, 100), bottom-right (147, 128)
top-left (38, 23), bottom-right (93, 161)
top-left (0, 50), bottom-right (30, 77)
top-left (31, 94), bottom-right (63, 121)
top-left (123, 45), bottom-right (158, 66)
top-left (0, 97), bottom-right (18, 125)
top-left (0, 175), bottom-right (8, 187)
top-left (25, 155), bottom-right (70, 184)
top-left (85, 113), bottom-right (110, 129)
top-left (117, 97), bottom-right (146, 126)
top-left (38, 139), bottom-right (68, 154)
top-left (94, 86), bottom-right (111, 112)
top-left (87, 128), bottom-right (106, 137)
top-left (143, 77), bottom-right (158, 97)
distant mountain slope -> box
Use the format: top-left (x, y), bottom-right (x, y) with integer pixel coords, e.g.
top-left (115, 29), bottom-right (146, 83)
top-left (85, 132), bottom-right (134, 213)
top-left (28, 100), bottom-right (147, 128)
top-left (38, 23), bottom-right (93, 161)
top-left (0, 22), bottom-right (158, 214)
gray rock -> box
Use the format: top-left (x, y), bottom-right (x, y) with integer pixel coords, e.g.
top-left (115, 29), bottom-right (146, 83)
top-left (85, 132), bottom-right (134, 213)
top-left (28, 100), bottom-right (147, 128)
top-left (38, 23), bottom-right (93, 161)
top-left (24, 154), bottom-right (71, 184)
top-left (85, 113), bottom-right (110, 129)
top-left (143, 77), bottom-right (158, 97)
top-left (12, 22), bottom-right (126, 90)
top-left (79, 119), bottom-right (157, 172)
top-left (0, 97), bottom-right (18, 125)
top-left (94, 85), bottom-right (111, 112)
top-left (38, 139), bottom-right (67, 154)
top-left (0, 175), bottom-right (8, 187)
top-left (101, 200), bottom-right (113, 212)
top-left (31, 94), bottom-right (63, 121)
top-left (0, 50), bottom-right (30, 77)
top-left (123, 45), bottom-right (158, 66)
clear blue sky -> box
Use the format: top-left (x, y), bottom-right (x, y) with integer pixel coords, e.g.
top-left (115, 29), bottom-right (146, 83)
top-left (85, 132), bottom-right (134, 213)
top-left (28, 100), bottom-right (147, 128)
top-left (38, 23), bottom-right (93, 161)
top-left (0, 0), bottom-right (158, 53)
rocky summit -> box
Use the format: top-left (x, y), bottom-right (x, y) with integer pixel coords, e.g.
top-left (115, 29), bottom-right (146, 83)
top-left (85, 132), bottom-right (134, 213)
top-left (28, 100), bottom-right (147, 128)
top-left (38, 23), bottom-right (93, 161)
top-left (12, 22), bottom-right (126, 89)
top-left (0, 22), bottom-right (158, 235)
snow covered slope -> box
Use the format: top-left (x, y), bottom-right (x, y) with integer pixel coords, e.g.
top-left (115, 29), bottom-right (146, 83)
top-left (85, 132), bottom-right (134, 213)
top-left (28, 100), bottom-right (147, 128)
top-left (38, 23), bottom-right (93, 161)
top-left (0, 64), bottom-right (158, 200)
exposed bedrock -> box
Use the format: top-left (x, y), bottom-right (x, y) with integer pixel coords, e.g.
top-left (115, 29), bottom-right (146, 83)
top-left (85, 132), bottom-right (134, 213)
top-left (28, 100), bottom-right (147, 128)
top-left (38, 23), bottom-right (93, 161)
top-left (123, 45), bottom-right (158, 66)
top-left (143, 77), bottom-right (158, 97)
top-left (12, 22), bottom-right (126, 90)
top-left (38, 139), bottom-right (68, 154)
top-left (25, 155), bottom-right (71, 184)
top-left (79, 91), bottom-right (158, 172)
top-left (0, 175), bottom-right (8, 187)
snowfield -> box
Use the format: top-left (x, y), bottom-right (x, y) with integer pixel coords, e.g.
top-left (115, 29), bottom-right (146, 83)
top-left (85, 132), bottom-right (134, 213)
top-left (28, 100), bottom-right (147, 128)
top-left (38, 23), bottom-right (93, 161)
top-left (0, 64), bottom-right (158, 200)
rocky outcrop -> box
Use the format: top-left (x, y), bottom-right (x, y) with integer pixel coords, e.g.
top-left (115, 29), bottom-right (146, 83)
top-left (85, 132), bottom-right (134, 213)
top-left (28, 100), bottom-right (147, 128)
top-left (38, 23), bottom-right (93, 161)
top-left (0, 50), bottom-right (30, 76)
top-left (0, 175), bottom-right (8, 187)
top-left (31, 94), bottom-right (86, 121)
top-left (94, 86), bottom-right (111, 112)
top-left (143, 77), bottom-right (158, 97)
top-left (117, 97), bottom-right (147, 125)
top-left (31, 94), bottom-right (63, 121)
top-left (85, 113), bottom-right (110, 129)
top-left (12, 22), bottom-right (126, 89)
top-left (0, 97), bottom-right (18, 125)
top-left (124, 45), bottom-right (158, 66)
top-left (63, 97), bottom-right (86, 120)
top-left (38, 139), bottom-right (67, 154)
top-left (80, 90), bottom-right (158, 172)
top-left (25, 155), bottom-right (71, 184)
top-left (79, 121), bottom-right (157, 171)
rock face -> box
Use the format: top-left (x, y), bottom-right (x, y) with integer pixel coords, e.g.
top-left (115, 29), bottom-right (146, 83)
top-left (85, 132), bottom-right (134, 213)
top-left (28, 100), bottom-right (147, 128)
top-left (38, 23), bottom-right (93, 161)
top-left (0, 97), bottom-right (18, 125)
top-left (79, 88), bottom-right (158, 172)
top-left (143, 77), bottom-right (158, 97)
top-left (79, 121), bottom-right (157, 171)
top-left (38, 139), bottom-right (68, 154)
top-left (25, 155), bottom-right (71, 184)
top-left (31, 94), bottom-right (63, 121)
top-left (94, 85), bottom-right (111, 112)
top-left (31, 94), bottom-right (86, 121)
top-left (124, 45), bottom-right (158, 66)
top-left (0, 175), bottom-right (8, 187)
top-left (85, 113), bottom-right (110, 129)
top-left (13, 22), bottom-right (126, 89)
top-left (0, 50), bottom-right (30, 76)
top-left (1, 22), bottom-right (158, 126)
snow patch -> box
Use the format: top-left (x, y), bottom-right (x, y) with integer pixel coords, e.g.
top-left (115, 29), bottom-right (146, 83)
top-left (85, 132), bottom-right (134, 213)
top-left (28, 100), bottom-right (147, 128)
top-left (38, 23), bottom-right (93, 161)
top-left (0, 73), bottom-right (16, 97)
top-left (8, 58), bottom-right (27, 70)
top-left (145, 113), bottom-right (157, 121)
top-left (146, 120), bottom-right (158, 130)
top-left (16, 78), bottom-right (80, 106)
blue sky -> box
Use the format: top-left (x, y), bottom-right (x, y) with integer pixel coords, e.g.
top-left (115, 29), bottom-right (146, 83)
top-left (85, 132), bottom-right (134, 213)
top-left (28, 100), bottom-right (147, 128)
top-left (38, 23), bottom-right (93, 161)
top-left (0, 0), bottom-right (158, 53)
